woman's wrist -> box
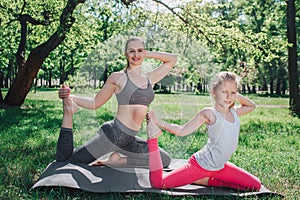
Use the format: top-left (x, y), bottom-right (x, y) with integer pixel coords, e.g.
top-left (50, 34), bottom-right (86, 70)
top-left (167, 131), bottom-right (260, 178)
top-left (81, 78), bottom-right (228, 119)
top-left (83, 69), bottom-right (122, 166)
top-left (145, 51), bottom-right (155, 59)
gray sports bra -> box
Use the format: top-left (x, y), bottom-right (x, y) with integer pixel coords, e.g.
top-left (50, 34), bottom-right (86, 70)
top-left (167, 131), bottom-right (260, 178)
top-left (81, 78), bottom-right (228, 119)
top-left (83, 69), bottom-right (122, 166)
top-left (116, 71), bottom-right (155, 106)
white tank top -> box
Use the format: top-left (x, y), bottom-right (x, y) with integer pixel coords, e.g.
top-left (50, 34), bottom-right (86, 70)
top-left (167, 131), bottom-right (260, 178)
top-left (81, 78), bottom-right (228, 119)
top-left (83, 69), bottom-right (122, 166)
top-left (194, 108), bottom-right (240, 170)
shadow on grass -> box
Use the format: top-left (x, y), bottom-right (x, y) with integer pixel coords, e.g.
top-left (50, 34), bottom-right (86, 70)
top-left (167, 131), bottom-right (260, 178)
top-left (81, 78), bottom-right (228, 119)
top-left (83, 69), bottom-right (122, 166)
top-left (0, 100), bottom-right (62, 198)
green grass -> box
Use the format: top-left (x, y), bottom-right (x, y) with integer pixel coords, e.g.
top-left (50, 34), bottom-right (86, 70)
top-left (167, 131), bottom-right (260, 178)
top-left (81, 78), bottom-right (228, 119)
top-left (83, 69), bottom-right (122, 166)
top-left (0, 90), bottom-right (299, 199)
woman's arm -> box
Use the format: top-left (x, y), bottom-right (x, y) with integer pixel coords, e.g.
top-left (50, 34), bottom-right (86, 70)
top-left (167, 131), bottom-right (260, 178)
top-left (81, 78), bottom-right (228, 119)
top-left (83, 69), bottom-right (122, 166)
top-left (59, 73), bottom-right (119, 110)
top-left (149, 109), bottom-right (210, 137)
top-left (146, 51), bottom-right (177, 84)
top-left (235, 93), bottom-right (256, 116)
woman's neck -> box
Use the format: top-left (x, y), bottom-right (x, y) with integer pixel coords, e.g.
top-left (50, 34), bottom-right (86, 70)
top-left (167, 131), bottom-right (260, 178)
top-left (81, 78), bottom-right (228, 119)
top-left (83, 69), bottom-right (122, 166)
top-left (127, 66), bottom-right (142, 75)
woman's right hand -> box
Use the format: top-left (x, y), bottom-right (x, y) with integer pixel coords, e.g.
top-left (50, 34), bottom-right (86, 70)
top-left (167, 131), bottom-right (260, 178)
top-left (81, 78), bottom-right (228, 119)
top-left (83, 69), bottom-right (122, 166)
top-left (58, 84), bottom-right (71, 99)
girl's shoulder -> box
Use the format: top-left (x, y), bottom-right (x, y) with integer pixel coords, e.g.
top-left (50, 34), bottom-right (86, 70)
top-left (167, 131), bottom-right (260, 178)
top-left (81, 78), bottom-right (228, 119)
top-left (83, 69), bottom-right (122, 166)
top-left (200, 107), bottom-right (214, 114)
top-left (199, 107), bottom-right (216, 125)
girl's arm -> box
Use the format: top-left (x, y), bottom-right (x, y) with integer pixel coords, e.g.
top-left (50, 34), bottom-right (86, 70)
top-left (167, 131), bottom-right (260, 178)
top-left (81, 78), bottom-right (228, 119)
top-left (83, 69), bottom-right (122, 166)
top-left (59, 73), bottom-right (119, 110)
top-left (146, 51), bottom-right (177, 84)
top-left (149, 109), bottom-right (210, 137)
top-left (235, 93), bottom-right (256, 116)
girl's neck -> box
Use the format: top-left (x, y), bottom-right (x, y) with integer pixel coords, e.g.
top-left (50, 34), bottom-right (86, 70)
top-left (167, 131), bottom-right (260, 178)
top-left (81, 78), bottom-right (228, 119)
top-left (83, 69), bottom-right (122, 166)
top-left (214, 104), bottom-right (230, 114)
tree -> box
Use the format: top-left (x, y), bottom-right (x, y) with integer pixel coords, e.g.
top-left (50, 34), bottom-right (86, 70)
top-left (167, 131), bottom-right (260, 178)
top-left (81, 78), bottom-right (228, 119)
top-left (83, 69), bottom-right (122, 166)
top-left (286, 0), bottom-right (300, 116)
top-left (1, 0), bottom-right (86, 107)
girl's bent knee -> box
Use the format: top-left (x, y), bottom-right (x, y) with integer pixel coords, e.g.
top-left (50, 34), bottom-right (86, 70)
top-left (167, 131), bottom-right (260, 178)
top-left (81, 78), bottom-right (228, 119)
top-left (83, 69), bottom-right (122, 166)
top-left (150, 181), bottom-right (164, 189)
top-left (253, 178), bottom-right (262, 191)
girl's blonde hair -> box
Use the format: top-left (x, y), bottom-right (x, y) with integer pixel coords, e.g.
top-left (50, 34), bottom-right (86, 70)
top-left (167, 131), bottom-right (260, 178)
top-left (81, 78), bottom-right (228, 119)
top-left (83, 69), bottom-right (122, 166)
top-left (210, 71), bottom-right (241, 91)
top-left (210, 71), bottom-right (241, 108)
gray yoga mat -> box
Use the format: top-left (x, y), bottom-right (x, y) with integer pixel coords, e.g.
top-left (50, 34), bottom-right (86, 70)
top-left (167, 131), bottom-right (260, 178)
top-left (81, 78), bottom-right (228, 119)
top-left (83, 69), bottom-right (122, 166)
top-left (31, 159), bottom-right (282, 197)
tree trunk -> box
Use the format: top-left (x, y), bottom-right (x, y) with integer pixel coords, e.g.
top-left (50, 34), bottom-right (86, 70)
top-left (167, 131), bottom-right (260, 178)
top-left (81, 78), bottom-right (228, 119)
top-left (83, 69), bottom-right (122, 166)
top-left (286, 0), bottom-right (300, 116)
top-left (4, 33), bottom-right (65, 106)
top-left (2, 0), bottom-right (86, 107)
top-left (0, 70), bottom-right (3, 88)
top-left (49, 68), bottom-right (52, 88)
top-left (0, 88), bottom-right (3, 104)
top-left (34, 78), bottom-right (38, 93)
top-left (269, 79), bottom-right (274, 95)
top-left (8, 58), bottom-right (14, 87)
top-left (252, 85), bottom-right (256, 94)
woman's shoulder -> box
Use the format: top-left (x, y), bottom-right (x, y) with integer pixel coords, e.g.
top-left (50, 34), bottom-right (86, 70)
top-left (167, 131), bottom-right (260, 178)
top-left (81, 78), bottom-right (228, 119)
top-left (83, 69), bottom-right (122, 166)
top-left (110, 70), bottom-right (125, 77)
top-left (108, 71), bottom-right (126, 82)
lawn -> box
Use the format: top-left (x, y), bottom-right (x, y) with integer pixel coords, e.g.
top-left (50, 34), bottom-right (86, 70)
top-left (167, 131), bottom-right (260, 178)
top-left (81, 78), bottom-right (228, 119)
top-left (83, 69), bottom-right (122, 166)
top-left (0, 89), bottom-right (299, 199)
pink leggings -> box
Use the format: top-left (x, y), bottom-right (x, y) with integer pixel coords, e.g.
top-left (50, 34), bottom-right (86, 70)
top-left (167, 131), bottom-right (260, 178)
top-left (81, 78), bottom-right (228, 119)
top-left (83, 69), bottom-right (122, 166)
top-left (147, 138), bottom-right (261, 191)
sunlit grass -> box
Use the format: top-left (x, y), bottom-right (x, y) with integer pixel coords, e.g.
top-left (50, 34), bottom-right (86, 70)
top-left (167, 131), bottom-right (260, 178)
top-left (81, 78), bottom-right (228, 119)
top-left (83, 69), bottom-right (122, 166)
top-left (0, 90), bottom-right (298, 199)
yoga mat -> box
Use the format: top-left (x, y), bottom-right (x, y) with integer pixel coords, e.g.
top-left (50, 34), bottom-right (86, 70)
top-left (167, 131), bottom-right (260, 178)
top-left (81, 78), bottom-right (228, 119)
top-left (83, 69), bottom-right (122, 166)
top-left (31, 159), bottom-right (282, 197)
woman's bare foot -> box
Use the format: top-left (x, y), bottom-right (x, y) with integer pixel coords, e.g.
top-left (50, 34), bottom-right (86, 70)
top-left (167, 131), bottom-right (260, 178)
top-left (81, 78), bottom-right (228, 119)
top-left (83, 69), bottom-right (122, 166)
top-left (92, 152), bottom-right (127, 166)
top-left (61, 97), bottom-right (78, 128)
top-left (147, 114), bottom-right (162, 139)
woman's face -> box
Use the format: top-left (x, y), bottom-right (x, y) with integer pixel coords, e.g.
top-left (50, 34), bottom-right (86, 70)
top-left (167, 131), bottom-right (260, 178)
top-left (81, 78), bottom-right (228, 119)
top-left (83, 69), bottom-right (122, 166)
top-left (125, 40), bottom-right (146, 67)
top-left (213, 80), bottom-right (237, 109)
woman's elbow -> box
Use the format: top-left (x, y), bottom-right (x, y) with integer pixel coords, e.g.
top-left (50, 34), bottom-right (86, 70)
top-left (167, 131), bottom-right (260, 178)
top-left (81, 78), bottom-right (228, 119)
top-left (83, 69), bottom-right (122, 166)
top-left (173, 54), bottom-right (178, 61)
top-left (92, 100), bottom-right (101, 110)
top-left (250, 104), bottom-right (256, 112)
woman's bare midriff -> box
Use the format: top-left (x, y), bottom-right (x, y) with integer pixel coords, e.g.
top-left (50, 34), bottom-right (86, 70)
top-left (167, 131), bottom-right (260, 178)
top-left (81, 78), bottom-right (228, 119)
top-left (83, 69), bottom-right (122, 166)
top-left (116, 105), bottom-right (148, 131)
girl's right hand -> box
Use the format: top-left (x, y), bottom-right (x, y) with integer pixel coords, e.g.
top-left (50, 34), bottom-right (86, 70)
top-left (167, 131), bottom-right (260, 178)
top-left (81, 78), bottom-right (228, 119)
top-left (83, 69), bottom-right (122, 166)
top-left (59, 84), bottom-right (71, 99)
top-left (147, 110), bottom-right (159, 124)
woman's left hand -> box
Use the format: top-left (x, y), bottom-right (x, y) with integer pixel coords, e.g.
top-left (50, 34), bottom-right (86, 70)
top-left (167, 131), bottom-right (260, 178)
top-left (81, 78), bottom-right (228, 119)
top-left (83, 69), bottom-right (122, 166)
top-left (58, 84), bottom-right (71, 99)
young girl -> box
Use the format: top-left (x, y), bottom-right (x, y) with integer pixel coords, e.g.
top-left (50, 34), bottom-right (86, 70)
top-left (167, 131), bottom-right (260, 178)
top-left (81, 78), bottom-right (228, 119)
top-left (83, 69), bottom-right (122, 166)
top-left (57, 37), bottom-right (177, 167)
top-left (147, 71), bottom-right (261, 191)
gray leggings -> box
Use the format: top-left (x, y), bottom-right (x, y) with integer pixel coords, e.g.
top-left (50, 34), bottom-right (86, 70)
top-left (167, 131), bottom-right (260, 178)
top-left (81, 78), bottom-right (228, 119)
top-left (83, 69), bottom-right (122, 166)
top-left (55, 118), bottom-right (171, 167)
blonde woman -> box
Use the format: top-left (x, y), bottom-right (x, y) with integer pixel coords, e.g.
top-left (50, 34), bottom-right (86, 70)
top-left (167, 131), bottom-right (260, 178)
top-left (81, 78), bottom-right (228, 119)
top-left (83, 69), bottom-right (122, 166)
top-left (57, 37), bottom-right (177, 167)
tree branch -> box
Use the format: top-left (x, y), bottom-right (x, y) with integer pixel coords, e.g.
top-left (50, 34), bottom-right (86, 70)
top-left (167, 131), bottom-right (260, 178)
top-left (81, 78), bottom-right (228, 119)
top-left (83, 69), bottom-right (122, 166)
top-left (153, 0), bottom-right (215, 45)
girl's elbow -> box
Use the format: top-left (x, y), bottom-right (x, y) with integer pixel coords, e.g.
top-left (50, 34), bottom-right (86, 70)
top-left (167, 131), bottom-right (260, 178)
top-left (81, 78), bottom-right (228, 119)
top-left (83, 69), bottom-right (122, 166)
top-left (150, 179), bottom-right (165, 189)
top-left (176, 130), bottom-right (187, 137)
top-left (251, 104), bottom-right (257, 111)
top-left (171, 55), bottom-right (178, 65)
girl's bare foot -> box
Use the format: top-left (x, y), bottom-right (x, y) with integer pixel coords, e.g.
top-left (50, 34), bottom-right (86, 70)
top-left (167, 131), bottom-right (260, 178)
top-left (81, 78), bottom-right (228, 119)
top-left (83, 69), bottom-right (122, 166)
top-left (193, 177), bottom-right (209, 186)
top-left (92, 152), bottom-right (127, 166)
top-left (147, 115), bottom-right (162, 139)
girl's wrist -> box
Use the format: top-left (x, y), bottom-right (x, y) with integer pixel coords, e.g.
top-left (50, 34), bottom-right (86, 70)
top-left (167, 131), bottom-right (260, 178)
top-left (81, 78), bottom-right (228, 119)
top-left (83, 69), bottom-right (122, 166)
top-left (158, 120), bottom-right (166, 129)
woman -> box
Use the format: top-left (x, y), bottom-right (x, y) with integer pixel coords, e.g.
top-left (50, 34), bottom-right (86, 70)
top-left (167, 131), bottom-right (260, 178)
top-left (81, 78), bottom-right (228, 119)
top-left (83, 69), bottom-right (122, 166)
top-left (57, 37), bottom-right (177, 167)
top-left (147, 71), bottom-right (261, 191)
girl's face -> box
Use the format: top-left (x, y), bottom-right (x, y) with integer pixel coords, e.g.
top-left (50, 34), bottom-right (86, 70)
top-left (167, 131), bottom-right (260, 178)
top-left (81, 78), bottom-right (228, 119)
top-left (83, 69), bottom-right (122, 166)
top-left (213, 80), bottom-right (237, 109)
top-left (125, 40), bottom-right (146, 67)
